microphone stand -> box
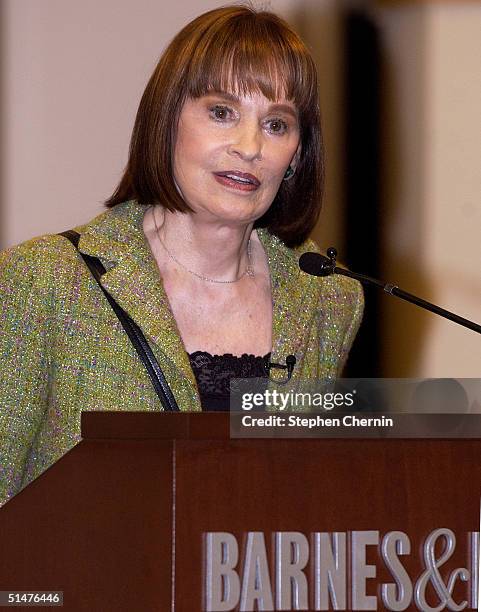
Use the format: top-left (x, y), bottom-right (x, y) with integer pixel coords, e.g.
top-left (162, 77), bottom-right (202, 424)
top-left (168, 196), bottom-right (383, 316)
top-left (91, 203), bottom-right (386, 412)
top-left (318, 247), bottom-right (481, 335)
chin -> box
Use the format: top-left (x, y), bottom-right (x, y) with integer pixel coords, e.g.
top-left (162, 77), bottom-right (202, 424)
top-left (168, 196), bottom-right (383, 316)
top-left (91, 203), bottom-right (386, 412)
top-left (199, 200), bottom-right (266, 224)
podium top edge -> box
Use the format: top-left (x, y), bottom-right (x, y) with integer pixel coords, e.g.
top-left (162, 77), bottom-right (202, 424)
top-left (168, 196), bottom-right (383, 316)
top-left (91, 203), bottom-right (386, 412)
top-left (81, 411), bottom-right (232, 440)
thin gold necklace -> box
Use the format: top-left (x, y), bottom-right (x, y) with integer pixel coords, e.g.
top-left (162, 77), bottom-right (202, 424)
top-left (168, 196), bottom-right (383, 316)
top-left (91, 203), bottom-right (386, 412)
top-left (152, 207), bottom-right (255, 284)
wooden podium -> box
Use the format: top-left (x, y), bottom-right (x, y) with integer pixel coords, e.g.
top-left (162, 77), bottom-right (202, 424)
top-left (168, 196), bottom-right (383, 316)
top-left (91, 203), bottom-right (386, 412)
top-left (1, 412), bottom-right (480, 611)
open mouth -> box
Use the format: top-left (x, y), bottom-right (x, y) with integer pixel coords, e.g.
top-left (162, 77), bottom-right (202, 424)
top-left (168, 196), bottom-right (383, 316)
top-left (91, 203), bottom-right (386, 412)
top-left (213, 171), bottom-right (260, 191)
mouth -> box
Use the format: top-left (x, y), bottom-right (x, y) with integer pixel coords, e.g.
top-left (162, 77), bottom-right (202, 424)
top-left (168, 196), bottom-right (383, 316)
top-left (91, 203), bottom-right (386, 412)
top-left (213, 171), bottom-right (261, 192)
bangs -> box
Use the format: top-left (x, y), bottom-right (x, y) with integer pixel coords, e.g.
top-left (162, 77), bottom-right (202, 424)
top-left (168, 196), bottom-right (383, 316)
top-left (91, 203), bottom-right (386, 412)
top-left (184, 13), bottom-right (317, 111)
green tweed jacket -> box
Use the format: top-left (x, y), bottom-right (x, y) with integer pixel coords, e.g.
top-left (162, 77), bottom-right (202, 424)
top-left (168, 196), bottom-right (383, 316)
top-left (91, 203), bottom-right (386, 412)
top-left (0, 201), bottom-right (363, 506)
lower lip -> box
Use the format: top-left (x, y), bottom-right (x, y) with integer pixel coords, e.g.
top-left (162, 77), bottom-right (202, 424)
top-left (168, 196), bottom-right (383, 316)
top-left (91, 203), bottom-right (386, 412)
top-left (213, 174), bottom-right (259, 192)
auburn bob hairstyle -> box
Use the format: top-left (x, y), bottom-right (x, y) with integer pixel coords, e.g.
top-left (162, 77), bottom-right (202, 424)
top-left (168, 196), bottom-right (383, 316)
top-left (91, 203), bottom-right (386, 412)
top-left (106, 5), bottom-right (323, 248)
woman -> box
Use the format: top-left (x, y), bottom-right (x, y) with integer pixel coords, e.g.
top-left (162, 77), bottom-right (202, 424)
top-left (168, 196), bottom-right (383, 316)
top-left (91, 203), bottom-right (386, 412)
top-left (0, 6), bottom-right (363, 505)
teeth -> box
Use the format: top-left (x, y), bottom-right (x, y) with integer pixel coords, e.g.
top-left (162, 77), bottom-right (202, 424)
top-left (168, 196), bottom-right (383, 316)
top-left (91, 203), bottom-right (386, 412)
top-left (225, 174), bottom-right (253, 184)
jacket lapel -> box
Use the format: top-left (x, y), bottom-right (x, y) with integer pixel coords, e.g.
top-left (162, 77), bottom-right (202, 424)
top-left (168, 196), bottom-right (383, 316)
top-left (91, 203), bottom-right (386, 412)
top-left (257, 229), bottom-right (315, 381)
top-left (76, 202), bottom-right (197, 389)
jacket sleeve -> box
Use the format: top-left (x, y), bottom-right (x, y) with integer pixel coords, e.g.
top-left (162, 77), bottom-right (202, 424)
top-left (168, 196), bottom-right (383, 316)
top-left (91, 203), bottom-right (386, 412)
top-left (0, 239), bottom-right (53, 506)
top-left (298, 238), bottom-right (365, 378)
top-left (336, 278), bottom-right (364, 376)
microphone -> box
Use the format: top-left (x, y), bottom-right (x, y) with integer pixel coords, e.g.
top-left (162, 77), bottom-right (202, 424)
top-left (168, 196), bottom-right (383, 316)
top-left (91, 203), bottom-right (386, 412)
top-left (267, 354), bottom-right (297, 384)
top-left (299, 247), bottom-right (481, 335)
top-left (298, 252), bottom-right (335, 277)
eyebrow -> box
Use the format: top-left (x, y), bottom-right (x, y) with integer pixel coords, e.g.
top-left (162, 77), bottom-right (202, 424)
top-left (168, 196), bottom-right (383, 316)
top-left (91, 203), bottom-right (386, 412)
top-left (206, 90), bottom-right (299, 120)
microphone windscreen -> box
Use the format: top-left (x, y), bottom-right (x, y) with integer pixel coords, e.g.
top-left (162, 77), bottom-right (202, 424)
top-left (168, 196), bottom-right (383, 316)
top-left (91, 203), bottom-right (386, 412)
top-left (298, 252), bottom-right (333, 277)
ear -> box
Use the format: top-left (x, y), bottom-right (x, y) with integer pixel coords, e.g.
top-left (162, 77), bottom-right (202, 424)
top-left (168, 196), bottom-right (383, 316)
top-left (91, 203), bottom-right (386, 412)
top-left (290, 141), bottom-right (302, 172)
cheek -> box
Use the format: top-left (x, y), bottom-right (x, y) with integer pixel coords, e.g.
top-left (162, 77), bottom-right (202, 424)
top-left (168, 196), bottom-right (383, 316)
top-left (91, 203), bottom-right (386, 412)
top-left (174, 127), bottom-right (221, 177)
top-left (265, 140), bottom-right (299, 175)
top-left (174, 127), bottom-right (196, 172)
top-left (263, 156), bottom-right (293, 188)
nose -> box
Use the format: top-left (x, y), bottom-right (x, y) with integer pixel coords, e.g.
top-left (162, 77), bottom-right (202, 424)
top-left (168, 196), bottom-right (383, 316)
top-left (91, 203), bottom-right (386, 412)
top-left (228, 122), bottom-right (263, 162)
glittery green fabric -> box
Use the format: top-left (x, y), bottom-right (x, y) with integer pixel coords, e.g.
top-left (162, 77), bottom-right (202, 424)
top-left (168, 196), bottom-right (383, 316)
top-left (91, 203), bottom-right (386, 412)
top-left (0, 200), bottom-right (363, 506)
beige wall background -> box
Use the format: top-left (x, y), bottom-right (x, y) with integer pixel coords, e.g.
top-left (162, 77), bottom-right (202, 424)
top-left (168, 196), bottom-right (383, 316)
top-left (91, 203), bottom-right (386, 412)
top-left (369, 2), bottom-right (481, 376)
top-left (1, 0), bottom-right (480, 376)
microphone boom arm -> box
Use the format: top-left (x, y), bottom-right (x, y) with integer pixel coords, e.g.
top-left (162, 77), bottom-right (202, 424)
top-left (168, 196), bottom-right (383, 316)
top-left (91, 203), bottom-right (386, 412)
top-left (325, 247), bottom-right (481, 335)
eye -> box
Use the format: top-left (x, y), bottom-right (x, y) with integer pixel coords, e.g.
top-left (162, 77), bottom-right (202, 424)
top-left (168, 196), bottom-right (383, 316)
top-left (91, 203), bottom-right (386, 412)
top-left (265, 118), bottom-right (289, 135)
top-left (209, 104), bottom-right (235, 122)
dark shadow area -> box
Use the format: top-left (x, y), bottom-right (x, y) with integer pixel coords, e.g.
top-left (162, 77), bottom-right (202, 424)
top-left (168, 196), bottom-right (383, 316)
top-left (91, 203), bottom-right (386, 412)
top-left (343, 7), bottom-right (435, 377)
top-left (343, 10), bottom-right (382, 377)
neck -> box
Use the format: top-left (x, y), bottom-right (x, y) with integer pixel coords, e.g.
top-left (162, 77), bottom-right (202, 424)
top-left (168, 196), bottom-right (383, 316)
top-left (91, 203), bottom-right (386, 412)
top-left (144, 207), bottom-right (255, 282)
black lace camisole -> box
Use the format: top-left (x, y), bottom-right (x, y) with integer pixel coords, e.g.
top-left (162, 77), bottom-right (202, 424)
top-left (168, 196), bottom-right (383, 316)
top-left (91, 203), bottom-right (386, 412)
top-left (188, 351), bottom-right (271, 411)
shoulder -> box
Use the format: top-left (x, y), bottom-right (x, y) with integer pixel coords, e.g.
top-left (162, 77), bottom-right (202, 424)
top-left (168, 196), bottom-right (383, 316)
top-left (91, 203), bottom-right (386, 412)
top-left (0, 234), bottom-right (84, 303)
top-left (258, 229), bottom-right (363, 322)
top-left (288, 235), bottom-right (364, 310)
top-left (0, 200), bottom-right (138, 276)
top-left (1, 233), bottom-right (80, 273)
top-left (299, 239), bottom-right (364, 313)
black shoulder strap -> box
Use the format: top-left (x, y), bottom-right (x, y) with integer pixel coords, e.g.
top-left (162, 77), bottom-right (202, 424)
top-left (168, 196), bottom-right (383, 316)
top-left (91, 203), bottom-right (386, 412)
top-left (59, 230), bottom-right (179, 412)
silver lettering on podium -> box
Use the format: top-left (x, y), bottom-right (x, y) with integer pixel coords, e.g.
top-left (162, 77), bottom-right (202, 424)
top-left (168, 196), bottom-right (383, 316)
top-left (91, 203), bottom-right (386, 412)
top-left (275, 532), bottom-right (309, 610)
top-left (313, 532), bottom-right (346, 610)
top-left (351, 531), bottom-right (379, 610)
top-left (205, 532), bottom-right (240, 612)
top-left (203, 529), bottom-right (477, 611)
top-left (381, 531), bottom-right (413, 611)
top-left (239, 532), bottom-right (274, 611)
top-left (469, 532), bottom-right (479, 609)
top-left (414, 528), bottom-right (469, 611)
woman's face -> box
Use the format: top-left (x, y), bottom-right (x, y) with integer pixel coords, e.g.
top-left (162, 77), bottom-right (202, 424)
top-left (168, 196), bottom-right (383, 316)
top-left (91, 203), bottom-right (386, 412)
top-left (173, 90), bottom-right (301, 226)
